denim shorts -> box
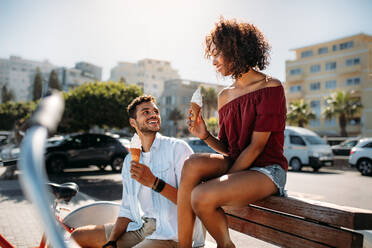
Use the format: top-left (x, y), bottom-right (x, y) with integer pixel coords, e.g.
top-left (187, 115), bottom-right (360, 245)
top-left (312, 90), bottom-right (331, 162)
top-left (250, 164), bottom-right (287, 196)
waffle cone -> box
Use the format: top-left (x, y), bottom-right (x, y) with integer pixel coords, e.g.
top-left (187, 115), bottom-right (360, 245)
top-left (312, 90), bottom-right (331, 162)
top-left (130, 148), bottom-right (141, 162)
top-left (190, 102), bottom-right (201, 122)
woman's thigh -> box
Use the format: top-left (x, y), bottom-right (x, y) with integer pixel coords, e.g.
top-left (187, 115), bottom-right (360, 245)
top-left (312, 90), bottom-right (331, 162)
top-left (192, 170), bottom-right (278, 208)
top-left (181, 153), bottom-right (232, 182)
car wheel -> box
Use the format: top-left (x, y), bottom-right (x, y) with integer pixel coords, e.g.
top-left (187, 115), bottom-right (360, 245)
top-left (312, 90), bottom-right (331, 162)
top-left (111, 156), bottom-right (124, 172)
top-left (290, 157), bottom-right (302, 172)
top-left (358, 159), bottom-right (372, 176)
top-left (47, 157), bottom-right (65, 174)
top-left (312, 166), bottom-right (320, 172)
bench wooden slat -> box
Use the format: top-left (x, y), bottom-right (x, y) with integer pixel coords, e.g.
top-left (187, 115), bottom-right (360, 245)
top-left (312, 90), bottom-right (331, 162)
top-left (226, 215), bottom-right (331, 248)
top-left (251, 195), bottom-right (372, 230)
top-left (223, 205), bottom-right (364, 248)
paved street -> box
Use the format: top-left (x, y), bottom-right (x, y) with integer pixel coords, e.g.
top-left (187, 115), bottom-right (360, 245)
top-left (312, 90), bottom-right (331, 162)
top-left (1, 163), bottom-right (371, 247)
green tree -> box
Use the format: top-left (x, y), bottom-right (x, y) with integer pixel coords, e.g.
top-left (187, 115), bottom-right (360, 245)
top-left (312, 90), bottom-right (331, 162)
top-left (1, 84), bottom-right (15, 103)
top-left (119, 76), bottom-right (127, 84)
top-left (206, 117), bottom-right (219, 136)
top-left (48, 69), bottom-right (61, 90)
top-left (200, 86), bottom-right (218, 119)
top-left (287, 100), bottom-right (316, 127)
top-left (0, 101), bottom-right (37, 130)
top-left (59, 81), bottom-right (142, 133)
top-left (323, 91), bottom-right (363, 137)
top-left (168, 108), bottom-right (184, 137)
top-left (33, 67), bottom-right (43, 100)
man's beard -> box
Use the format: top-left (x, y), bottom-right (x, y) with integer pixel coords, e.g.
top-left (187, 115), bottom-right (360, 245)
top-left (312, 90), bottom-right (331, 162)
top-left (136, 119), bottom-right (160, 135)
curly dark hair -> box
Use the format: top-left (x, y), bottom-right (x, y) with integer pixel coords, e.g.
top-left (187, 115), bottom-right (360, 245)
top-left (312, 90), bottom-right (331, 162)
top-left (127, 95), bottom-right (156, 119)
top-left (205, 18), bottom-right (271, 79)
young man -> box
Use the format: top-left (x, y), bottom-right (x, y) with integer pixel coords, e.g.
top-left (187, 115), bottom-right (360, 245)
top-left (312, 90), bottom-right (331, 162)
top-left (71, 95), bottom-right (204, 248)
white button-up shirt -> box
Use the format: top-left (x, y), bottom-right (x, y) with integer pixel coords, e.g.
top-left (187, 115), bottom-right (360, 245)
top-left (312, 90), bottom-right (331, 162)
top-left (119, 133), bottom-right (204, 247)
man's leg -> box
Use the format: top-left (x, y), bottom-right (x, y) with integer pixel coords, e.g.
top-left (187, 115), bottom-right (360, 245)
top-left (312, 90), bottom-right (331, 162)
top-left (133, 239), bottom-right (179, 248)
top-left (71, 223), bottom-right (148, 248)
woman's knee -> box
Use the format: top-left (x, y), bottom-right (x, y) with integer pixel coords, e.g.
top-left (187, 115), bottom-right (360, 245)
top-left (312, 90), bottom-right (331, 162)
top-left (191, 186), bottom-right (217, 214)
top-left (181, 154), bottom-right (205, 182)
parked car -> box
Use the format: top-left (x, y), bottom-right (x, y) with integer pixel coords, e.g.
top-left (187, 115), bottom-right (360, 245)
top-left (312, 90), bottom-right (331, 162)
top-left (118, 138), bottom-right (130, 151)
top-left (349, 138), bottom-right (372, 176)
top-left (45, 133), bottom-right (128, 173)
top-left (284, 126), bottom-right (333, 172)
top-left (331, 138), bottom-right (360, 156)
top-left (183, 137), bottom-right (216, 154)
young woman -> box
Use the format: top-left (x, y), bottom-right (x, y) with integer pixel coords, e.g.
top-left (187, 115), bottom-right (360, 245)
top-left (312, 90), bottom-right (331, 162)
top-left (177, 18), bottom-right (288, 248)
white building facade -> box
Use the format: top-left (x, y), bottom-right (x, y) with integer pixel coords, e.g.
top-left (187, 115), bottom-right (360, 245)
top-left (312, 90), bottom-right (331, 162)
top-left (0, 56), bottom-right (55, 102)
top-left (110, 58), bottom-right (180, 98)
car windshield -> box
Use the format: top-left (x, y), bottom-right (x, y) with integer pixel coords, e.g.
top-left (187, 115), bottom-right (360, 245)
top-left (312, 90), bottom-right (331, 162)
top-left (303, 135), bottom-right (326, 145)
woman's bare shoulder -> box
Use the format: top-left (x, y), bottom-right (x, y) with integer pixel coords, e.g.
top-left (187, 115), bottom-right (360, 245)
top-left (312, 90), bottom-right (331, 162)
top-left (266, 77), bottom-right (282, 87)
top-left (218, 87), bottom-right (233, 110)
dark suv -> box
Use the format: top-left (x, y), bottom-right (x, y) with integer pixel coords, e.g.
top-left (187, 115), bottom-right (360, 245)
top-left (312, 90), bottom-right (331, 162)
top-left (45, 133), bottom-right (128, 173)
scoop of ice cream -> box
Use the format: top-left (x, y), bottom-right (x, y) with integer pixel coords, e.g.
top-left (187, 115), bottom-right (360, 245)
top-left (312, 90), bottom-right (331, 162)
top-left (130, 133), bottom-right (142, 149)
top-left (190, 87), bottom-right (203, 107)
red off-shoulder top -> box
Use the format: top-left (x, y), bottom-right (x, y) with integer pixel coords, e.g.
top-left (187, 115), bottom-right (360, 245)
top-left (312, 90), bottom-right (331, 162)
top-left (218, 85), bottom-right (288, 171)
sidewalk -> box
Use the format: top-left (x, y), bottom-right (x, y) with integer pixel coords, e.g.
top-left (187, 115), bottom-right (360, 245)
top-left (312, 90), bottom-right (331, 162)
top-left (0, 167), bottom-right (276, 247)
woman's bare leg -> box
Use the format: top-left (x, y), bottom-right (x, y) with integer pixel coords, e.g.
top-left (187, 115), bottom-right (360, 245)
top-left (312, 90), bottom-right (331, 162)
top-left (177, 153), bottom-right (230, 248)
top-left (191, 171), bottom-right (278, 248)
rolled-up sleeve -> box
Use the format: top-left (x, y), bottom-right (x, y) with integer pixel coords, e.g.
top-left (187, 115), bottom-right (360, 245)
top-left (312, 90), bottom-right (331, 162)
top-left (118, 156), bottom-right (133, 219)
top-left (174, 140), bottom-right (193, 188)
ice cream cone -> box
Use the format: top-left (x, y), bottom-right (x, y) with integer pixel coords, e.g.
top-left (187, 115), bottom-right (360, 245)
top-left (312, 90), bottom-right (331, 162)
top-left (130, 133), bottom-right (142, 162)
top-left (130, 148), bottom-right (141, 162)
top-left (190, 102), bottom-right (201, 122)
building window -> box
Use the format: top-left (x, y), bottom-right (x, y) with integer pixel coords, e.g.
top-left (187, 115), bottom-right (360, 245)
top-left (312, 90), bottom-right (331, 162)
top-left (165, 96), bottom-right (172, 104)
top-left (182, 96), bottom-right (189, 104)
top-left (290, 68), bottom-right (302, 75)
top-left (290, 85), bottom-right (302, 93)
top-left (340, 41), bottom-right (354, 50)
top-left (310, 100), bottom-right (321, 127)
top-left (345, 57), bottom-right (360, 66)
top-left (325, 80), bottom-right (337, 89)
top-left (310, 82), bottom-right (321, 91)
top-left (325, 62), bottom-right (336, 71)
top-left (318, 47), bottom-right (328, 54)
top-left (310, 64), bottom-right (321, 73)
top-left (301, 50), bottom-right (313, 58)
top-left (325, 118), bottom-right (337, 127)
top-left (345, 77), bottom-right (360, 86)
top-left (349, 117), bottom-right (360, 126)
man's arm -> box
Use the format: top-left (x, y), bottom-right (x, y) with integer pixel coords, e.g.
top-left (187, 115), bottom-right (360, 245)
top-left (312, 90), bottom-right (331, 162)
top-left (130, 161), bottom-right (178, 204)
top-left (106, 217), bottom-right (131, 244)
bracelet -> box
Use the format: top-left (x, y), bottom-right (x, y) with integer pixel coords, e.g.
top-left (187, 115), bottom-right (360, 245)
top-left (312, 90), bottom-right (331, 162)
top-left (152, 177), bottom-right (159, 190)
top-left (154, 178), bottom-right (166, 193)
top-left (102, 240), bottom-right (117, 248)
top-left (201, 132), bottom-right (210, 141)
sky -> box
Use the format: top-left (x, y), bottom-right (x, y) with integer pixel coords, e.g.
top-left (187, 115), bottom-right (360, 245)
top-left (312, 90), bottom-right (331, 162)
top-left (0, 0), bottom-right (371, 86)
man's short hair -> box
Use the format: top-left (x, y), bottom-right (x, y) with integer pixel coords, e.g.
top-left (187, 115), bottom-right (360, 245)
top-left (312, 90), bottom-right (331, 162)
top-left (127, 95), bottom-right (156, 119)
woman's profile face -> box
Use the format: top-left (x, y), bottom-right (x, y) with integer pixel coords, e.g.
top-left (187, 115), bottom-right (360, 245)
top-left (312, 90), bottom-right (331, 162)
top-left (212, 50), bottom-right (232, 77)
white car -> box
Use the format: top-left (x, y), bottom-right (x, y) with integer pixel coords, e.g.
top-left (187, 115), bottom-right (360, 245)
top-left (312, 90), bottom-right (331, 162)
top-left (284, 126), bottom-right (333, 172)
top-left (349, 137), bottom-right (372, 176)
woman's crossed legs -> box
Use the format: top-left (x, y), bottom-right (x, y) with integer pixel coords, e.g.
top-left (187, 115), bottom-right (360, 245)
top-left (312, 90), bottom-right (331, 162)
top-left (177, 153), bottom-right (278, 248)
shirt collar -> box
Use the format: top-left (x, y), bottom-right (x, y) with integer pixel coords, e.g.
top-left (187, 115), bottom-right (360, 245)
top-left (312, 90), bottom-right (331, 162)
top-left (151, 132), bottom-right (162, 150)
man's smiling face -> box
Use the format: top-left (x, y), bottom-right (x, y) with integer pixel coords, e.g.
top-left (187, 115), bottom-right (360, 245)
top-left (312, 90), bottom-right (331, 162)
top-left (130, 101), bottom-right (161, 134)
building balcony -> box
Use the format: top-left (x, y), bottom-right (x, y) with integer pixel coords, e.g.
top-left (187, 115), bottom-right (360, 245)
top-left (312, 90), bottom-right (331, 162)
top-left (286, 74), bottom-right (305, 82)
top-left (286, 91), bottom-right (304, 100)
top-left (339, 64), bottom-right (362, 75)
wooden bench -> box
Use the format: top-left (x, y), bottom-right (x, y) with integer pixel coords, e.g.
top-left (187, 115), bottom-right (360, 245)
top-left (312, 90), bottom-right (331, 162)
top-left (222, 193), bottom-right (372, 248)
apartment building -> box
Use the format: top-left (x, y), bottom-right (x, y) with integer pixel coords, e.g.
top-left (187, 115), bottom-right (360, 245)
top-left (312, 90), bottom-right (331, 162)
top-left (110, 59), bottom-right (180, 98)
top-left (285, 33), bottom-right (372, 137)
top-left (55, 62), bottom-right (102, 91)
top-left (0, 55), bottom-right (55, 102)
top-left (160, 79), bottom-right (225, 137)
top-left (75, 62), bottom-right (102, 81)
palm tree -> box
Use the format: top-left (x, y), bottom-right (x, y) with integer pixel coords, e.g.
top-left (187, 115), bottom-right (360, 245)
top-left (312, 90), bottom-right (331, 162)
top-left (287, 100), bottom-right (316, 127)
top-left (168, 108), bottom-right (184, 137)
top-left (323, 91), bottom-right (363, 137)
top-left (200, 86), bottom-right (218, 119)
